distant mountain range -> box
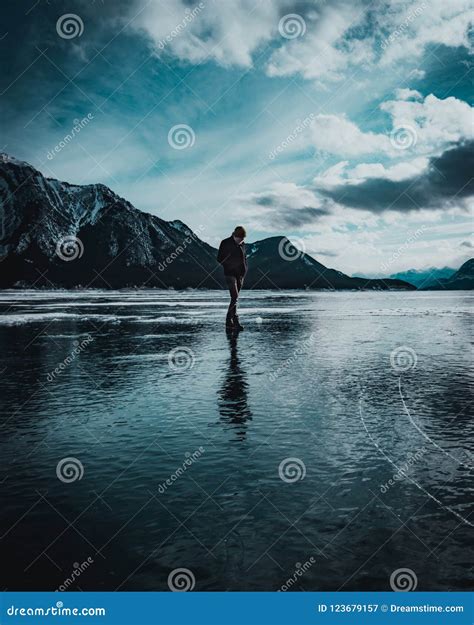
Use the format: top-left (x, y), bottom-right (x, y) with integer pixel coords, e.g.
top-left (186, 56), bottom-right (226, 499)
top-left (421, 259), bottom-right (474, 290)
top-left (0, 153), bottom-right (462, 291)
top-left (389, 267), bottom-right (456, 288)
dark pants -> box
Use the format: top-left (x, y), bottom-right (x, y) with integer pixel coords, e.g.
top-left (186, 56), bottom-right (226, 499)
top-left (225, 275), bottom-right (243, 323)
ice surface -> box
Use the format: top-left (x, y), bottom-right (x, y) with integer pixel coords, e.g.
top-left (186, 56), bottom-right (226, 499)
top-left (0, 289), bottom-right (472, 591)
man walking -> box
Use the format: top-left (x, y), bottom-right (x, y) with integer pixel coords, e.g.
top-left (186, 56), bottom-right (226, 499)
top-left (217, 226), bottom-right (247, 331)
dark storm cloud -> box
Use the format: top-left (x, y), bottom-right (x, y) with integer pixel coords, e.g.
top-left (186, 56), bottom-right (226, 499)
top-left (316, 250), bottom-right (338, 257)
top-left (254, 196), bottom-right (330, 227)
top-left (278, 205), bottom-right (330, 227)
top-left (318, 141), bottom-right (474, 212)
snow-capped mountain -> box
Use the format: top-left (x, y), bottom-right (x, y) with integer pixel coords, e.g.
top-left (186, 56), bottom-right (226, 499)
top-left (0, 154), bottom-right (221, 288)
top-left (0, 155), bottom-right (414, 290)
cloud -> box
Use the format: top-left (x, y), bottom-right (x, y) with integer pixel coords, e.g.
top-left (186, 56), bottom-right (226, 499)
top-left (239, 182), bottom-right (331, 230)
top-left (316, 141), bottom-right (474, 212)
top-left (130, 0), bottom-right (280, 68)
top-left (380, 93), bottom-right (473, 151)
top-left (379, 0), bottom-right (472, 66)
top-left (395, 88), bottom-right (422, 101)
top-left (314, 158), bottom-right (429, 187)
top-left (409, 69), bottom-right (426, 79)
top-left (266, 2), bottom-right (372, 81)
top-left (129, 0), bottom-right (368, 79)
top-left (316, 249), bottom-right (339, 257)
top-left (238, 141), bottom-right (473, 231)
top-left (309, 93), bottom-right (473, 157)
top-left (309, 115), bottom-right (391, 157)
top-left (128, 0), bottom-right (472, 84)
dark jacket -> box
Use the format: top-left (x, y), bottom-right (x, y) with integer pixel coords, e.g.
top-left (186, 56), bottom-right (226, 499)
top-left (217, 236), bottom-right (247, 277)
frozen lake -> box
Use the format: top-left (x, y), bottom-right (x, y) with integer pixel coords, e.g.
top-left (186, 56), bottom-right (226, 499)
top-left (0, 289), bottom-right (472, 591)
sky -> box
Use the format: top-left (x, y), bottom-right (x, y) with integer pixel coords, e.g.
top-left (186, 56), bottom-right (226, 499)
top-left (1, 0), bottom-right (473, 276)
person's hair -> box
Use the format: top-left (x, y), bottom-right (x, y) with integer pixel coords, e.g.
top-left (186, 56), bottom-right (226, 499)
top-left (233, 226), bottom-right (246, 237)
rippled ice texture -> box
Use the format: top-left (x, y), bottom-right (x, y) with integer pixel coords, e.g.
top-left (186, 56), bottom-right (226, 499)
top-left (0, 289), bottom-right (472, 591)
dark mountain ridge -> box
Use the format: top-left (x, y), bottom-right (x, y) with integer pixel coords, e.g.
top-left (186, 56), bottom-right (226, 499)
top-left (0, 155), bottom-right (414, 290)
top-left (244, 237), bottom-right (411, 290)
top-left (0, 155), bottom-right (220, 289)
